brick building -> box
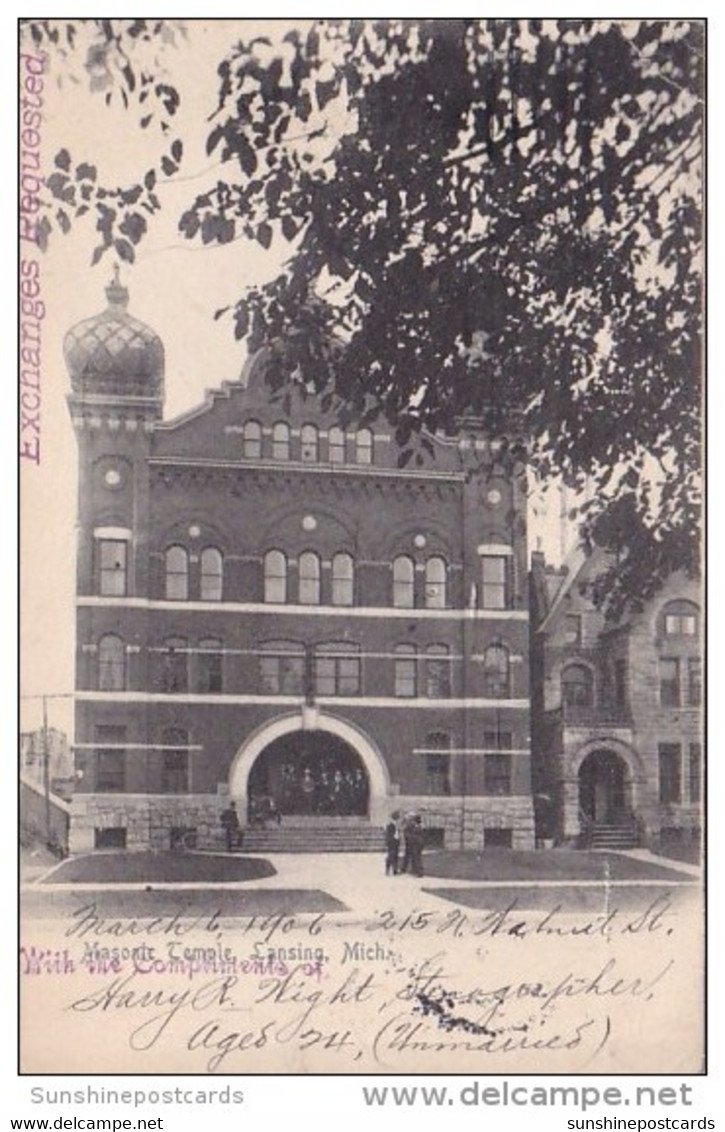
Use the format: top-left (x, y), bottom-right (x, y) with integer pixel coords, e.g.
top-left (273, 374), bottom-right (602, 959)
top-left (531, 545), bottom-right (702, 851)
top-left (65, 276), bottom-right (535, 852)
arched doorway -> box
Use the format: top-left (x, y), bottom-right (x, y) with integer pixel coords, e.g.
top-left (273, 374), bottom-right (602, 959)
top-left (228, 709), bottom-right (391, 824)
top-left (248, 730), bottom-right (369, 818)
top-left (578, 749), bottom-right (629, 823)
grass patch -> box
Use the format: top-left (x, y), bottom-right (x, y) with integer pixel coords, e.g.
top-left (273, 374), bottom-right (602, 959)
top-left (39, 851), bottom-right (276, 885)
top-left (422, 848), bottom-right (696, 883)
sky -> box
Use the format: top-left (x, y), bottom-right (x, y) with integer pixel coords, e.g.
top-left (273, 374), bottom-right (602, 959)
top-left (18, 18), bottom-right (640, 737)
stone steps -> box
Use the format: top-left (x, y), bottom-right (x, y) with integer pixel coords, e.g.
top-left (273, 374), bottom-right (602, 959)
top-left (242, 824), bottom-right (385, 853)
top-left (589, 823), bottom-right (637, 850)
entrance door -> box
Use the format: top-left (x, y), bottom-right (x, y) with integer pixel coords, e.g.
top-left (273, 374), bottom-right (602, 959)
top-left (248, 729), bottom-right (369, 819)
top-left (579, 749), bottom-right (627, 823)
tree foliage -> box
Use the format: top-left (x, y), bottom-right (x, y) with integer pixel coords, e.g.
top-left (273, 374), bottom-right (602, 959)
top-left (23, 18), bottom-right (704, 611)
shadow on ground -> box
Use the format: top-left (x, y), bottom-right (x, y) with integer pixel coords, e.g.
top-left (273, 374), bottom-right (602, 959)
top-left (22, 886), bottom-right (347, 920)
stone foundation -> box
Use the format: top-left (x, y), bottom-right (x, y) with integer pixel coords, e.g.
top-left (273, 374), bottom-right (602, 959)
top-left (69, 794), bottom-right (227, 854)
top-left (69, 792), bottom-right (536, 853)
top-left (395, 794), bottom-right (535, 850)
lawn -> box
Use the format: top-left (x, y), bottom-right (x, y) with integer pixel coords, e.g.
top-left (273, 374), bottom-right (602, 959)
top-left (421, 848), bottom-right (697, 883)
top-left (39, 851), bottom-right (277, 885)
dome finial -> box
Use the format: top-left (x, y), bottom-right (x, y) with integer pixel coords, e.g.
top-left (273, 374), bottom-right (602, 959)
top-left (105, 263), bottom-right (129, 309)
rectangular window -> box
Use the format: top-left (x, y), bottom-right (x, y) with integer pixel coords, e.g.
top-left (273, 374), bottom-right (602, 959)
top-left (484, 827), bottom-right (513, 848)
top-left (94, 827), bottom-right (127, 849)
top-left (484, 753), bottom-right (512, 795)
top-left (614, 659), bottom-right (628, 709)
top-left (198, 650), bottom-right (223, 694)
top-left (99, 540), bottom-right (127, 596)
top-left (689, 742), bottom-right (702, 804)
top-left (481, 556), bottom-right (507, 609)
top-left (424, 650), bottom-right (451, 697)
top-left (260, 651), bottom-right (305, 695)
top-left (315, 649), bottom-right (361, 696)
top-left (95, 725), bottom-right (127, 792)
top-left (660, 659), bottom-right (681, 707)
top-left (659, 742), bottom-right (682, 804)
top-left (563, 614), bottom-right (582, 645)
top-left (161, 647), bottom-right (188, 693)
top-left (425, 753), bottom-right (451, 795)
top-left (483, 731), bottom-right (512, 751)
top-left (162, 750), bottom-right (189, 793)
top-left (394, 652), bottom-right (417, 697)
top-left (688, 657), bottom-right (702, 706)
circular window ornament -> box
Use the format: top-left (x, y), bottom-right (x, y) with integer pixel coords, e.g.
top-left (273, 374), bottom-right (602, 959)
top-left (104, 468), bottom-right (121, 488)
top-left (188, 524), bottom-right (201, 539)
top-left (413, 534), bottom-right (427, 549)
top-left (486, 488), bottom-right (503, 507)
top-left (302, 515), bottom-right (317, 531)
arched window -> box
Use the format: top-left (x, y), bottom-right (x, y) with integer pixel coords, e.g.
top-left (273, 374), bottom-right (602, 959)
top-left (300, 423), bottom-right (319, 462)
top-left (393, 555), bottom-right (415, 608)
top-left (272, 421), bottom-right (290, 460)
top-left (394, 644), bottom-right (417, 697)
top-left (562, 663), bottom-right (593, 708)
top-left (161, 727), bottom-right (189, 793)
top-left (161, 637), bottom-right (188, 694)
top-left (484, 644), bottom-right (510, 698)
top-left (264, 550), bottom-right (287, 603)
top-left (660, 599), bottom-right (699, 637)
top-left (332, 552), bottom-right (354, 606)
top-left (356, 428), bottom-right (373, 465)
top-left (197, 638), bottom-right (223, 694)
top-left (424, 644), bottom-right (451, 697)
top-left (165, 545), bottom-right (188, 601)
top-left (299, 551), bottom-right (321, 605)
top-left (242, 420), bottom-right (262, 459)
top-left (200, 547), bottom-right (223, 601)
top-left (329, 426), bottom-right (345, 464)
top-left (260, 640), bottom-right (305, 694)
top-left (425, 556), bottom-right (447, 608)
top-left (98, 634), bottom-right (126, 691)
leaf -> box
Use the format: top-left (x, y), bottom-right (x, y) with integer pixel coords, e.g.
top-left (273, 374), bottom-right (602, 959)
top-left (113, 237), bottom-right (135, 263)
top-left (281, 214), bottom-right (298, 241)
top-left (55, 148), bottom-right (71, 171)
top-left (256, 222), bottom-right (273, 250)
top-left (144, 169), bottom-right (156, 191)
top-left (161, 155), bottom-right (177, 176)
top-left (140, 114), bottom-right (152, 128)
top-left (171, 138), bottom-right (183, 162)
top-left (119, 211), bottom-right (148, 243)
top-left (76, 162), bottom-right (97, 182)
top-left (56, 208), bottom-right (71, 234)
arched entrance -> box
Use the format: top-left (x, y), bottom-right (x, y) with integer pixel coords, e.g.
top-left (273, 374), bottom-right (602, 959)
top-left (248, 731), bottom-right (369, 818)
top-left (228, 709), bottom-right (391, 824)
top-left (578, 749), bottom-right (630, 824)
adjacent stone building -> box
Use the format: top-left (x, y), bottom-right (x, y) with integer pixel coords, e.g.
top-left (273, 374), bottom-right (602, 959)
top-left (65, 276), bottom-right (535, 852)
top-left (531, 545), bottom-right (702, 852)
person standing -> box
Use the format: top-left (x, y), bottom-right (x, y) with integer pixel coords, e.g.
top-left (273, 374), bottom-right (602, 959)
top-left (384, 810), bottom-right (401, 875)
top-left (408, 814), bottom-right (425, 877)
top-left (220, 801), bottom-right (242, 852)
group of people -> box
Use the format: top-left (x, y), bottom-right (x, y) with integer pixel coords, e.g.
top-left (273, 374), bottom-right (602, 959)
top-left (278, 762), bottom-right (368, 816)
top-left (384, 811), bottom-right (426, 877)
